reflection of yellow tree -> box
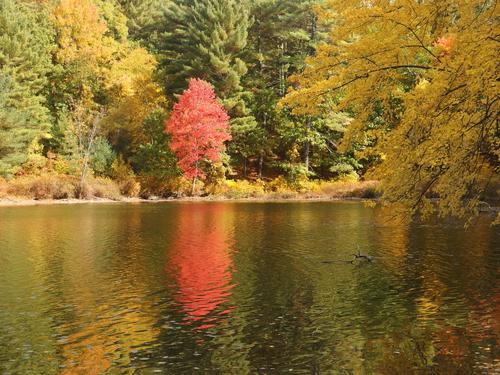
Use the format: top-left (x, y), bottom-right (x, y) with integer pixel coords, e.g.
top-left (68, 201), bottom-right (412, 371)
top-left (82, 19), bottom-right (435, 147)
top-left (0, 210), bottom-right (60, 374)
top-left (373, 216), bottom-right (500, 372)
top-left (375, 208), bottom-right (410, 252)
top-left (59, 300), bottom-right (160, 374)
top-left (54, 209), bottom-right (161, 373)
top-left (461, 222), bottom-right (500, 371)
top-left (372, 207), bottom-right (410, 273)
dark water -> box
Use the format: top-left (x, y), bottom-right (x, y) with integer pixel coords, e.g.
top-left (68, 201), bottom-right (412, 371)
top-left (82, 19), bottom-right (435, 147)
top-left (0, 202), bottom-right (498, 374)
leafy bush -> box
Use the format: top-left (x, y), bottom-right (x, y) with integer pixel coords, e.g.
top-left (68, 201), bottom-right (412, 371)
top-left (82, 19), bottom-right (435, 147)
top-left (4, 174), bottom-right (125, 201)
top-left (7, 174), bottom-right (77, 199)
top-left (275, 162), bottom-right (311, 185)
top-left (21, 152), bottom-right (48, 175)
top-left (203, 159), bottom-right (229, 192)
top-left (53, 158), bottom-right (74, 175)
top-left (262, 177), bottom-right (298, 199)
top-left (294, 179), bottom-right (322, 195)
top-left (110, 159), bottom-right (140, 197)
top-left (84, 177), bottom-right (121, 200)
top-left (266, 176), bottom-right (292, 193)
top-left (119, 177), bottom-right (140, 197)
top-left (90, 137), bottom-right (116, 176)
top-left (319, 179), bottom-right (381, 198)
top-left (0, 177), bottom-right (7, 198)
top-left (137, 175), bottom-right (190, 198)
top-left (219, 179), bottom-right (265, 199)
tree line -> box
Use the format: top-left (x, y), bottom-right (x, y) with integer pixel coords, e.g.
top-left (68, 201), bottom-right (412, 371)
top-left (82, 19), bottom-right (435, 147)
top-left (0, 0), bottom-right (497, 221)
top-left (1, 0), bottom-right (345, 183)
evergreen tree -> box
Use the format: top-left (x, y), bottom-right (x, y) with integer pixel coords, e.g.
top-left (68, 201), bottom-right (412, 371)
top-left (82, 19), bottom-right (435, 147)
top-left (156, 0), bottom-right (255, 136)
top-left (116, 0), bottom-right (166, 45)
top-left (243, 0), bottom-right (330, 178)
top-left (0, 0), bottom-right (54, 177)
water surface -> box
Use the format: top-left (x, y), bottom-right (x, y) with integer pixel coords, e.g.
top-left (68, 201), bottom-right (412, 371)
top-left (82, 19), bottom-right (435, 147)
top-left (0, 202), bottom-right (498, 374)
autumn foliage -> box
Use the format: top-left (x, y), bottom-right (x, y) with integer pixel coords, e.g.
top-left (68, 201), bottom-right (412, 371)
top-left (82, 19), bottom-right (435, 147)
top-left (282, 0), bottom-right (499, 222)
top-left (166, 79), bottom-right (231, 180)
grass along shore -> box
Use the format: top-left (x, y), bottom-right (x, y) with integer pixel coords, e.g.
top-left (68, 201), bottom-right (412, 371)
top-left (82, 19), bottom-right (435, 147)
top-left (0, 174), bottom-right (380, 206)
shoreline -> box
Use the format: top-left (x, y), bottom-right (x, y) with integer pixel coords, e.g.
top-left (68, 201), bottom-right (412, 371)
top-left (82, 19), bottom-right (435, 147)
top-left (0, 195), bottom-right (369, 207)
top-left (2, 196), bottom-right (497, 212)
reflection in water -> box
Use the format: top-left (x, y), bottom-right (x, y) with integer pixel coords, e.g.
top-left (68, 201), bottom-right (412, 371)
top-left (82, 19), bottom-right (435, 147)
top-left (166, 204), bottom-right (235, 326)
top-left (0, 202), bottom-right (498, 373)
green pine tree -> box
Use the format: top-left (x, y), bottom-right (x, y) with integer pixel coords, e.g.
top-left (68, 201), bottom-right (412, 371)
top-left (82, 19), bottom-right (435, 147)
top-left (0, 0), bottom-right (54, 177)
top-left (243, 0), bottom-right (355, 180)
top-left (241, 0), bottom-right (320, 178)
top-left (157, 0), bottom-right (256, 136)
top-left (116, 0), bottom-right (166, 45)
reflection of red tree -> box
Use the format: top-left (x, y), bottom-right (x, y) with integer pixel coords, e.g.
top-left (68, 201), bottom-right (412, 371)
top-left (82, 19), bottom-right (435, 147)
top-left (434, 291), bottom-right (500, 369)
top-left (166, 204), bottom-right (234, 325)
top-left (466, 291), bottom-right (500, 348)
top-left (436, 326), bottom-right (467, 358)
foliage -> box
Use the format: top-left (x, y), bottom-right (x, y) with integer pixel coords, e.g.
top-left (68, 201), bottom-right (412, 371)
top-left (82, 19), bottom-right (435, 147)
top-left (103, 47), bottom-right (167, 159)
top-left (0, 0), bottom-right (54, 177)
top-left (282, 0), bottom-right (499, 221)
top-left (166, 79), bottom-right (231, 180)
top-left (90, 137), bottom-right (116, 176)
top-left (117, 0), bottom-right (165, 43)
top-left (6, 174), bottom-right (77, 200)
top-left (217, 179), bottom-right (266, 199)
top-left (0, 176), bottom-right (7, 198)
top-left (129, 110), bottom-right (180, 197)
top-left (84, 176), bottom-right (122, 200)
top-left (109, 158), bottom-right (140, 197)
top-left (157, 0), bottom-right (256, 150)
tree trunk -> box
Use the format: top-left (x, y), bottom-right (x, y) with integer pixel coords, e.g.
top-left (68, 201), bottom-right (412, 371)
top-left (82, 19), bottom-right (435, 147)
top-left (78, 111), bottom-right (102, 198)
top-left (191, 176), bottom-right (197, 196)
top-left (279, 41), bottom-right (286, 97)
top-left (258, 153), bottom-right (263, 179)
top-left (304, 117), bottom-right (311, 171)
top-left (243, 157), bottom-right (247, 177)
top-left (191, 160), bottom-right (199, 196)
top-left (304, 142), bottom-right (310, 171)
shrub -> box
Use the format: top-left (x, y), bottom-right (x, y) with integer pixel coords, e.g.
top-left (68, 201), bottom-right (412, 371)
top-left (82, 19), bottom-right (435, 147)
top-left (53, 158), bottom-right (74, 175)
top-left (275, 162), bottom-right (311, 186)
top-left (22, 153), bottom-right (48, 176)
top-left (220, 179), bottom-right (265, 199)
top-left (7, 174), bottom-right (77, 199)
top-left (119, 177), bottom-right (141, 197)
top-left (20, 140), bottom-right (48, 176)
top-left (84, 177), bottom-right (121, 200)
top-left (0, 177), bottom-right (7, 198)
top-left (295, 179), bottom-right (322, 195)
top-left (138, 176), bottom-right (190, 198)
top-left (266, 176), bottom-right (293, 193)
top-left (110, 158), bottom-right (132, 181)
top-left (319, 179), bottom-right (381, 198)
top-left (266, 190), bottom-right (298, 199)
top-left (90, 137), bottom-right (116, 176)
top-left (110, 159), bottom-right (140, 197)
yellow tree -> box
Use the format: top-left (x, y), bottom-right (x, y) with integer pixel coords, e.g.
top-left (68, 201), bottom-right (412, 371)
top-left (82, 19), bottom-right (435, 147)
top-left (51, 0), bottom-right (114, 105)
top-left (51, 0), bottom-right (167, 172)
top-left (103, 47), bottom-right (167, 156)
top-left (282, 0), bottom-right (499, 222)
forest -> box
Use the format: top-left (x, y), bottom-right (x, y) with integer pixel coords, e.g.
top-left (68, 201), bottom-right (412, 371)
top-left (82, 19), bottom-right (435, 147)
top-left (0, 0), bottom-right (498, 222)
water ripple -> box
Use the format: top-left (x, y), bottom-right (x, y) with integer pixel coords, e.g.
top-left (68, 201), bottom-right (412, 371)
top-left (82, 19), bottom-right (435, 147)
top-left (0, 202), bottom-right (498, 373)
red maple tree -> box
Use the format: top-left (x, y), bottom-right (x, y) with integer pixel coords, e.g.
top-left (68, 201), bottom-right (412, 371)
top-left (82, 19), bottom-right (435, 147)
top-left (166, 78), bottom-right (231, 193)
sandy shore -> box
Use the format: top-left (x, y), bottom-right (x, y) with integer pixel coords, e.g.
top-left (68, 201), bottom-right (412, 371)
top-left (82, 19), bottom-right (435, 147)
top-left (0, 195), bottom-right (367, 207)
top-left (0, 197), bottom-right (147, 207)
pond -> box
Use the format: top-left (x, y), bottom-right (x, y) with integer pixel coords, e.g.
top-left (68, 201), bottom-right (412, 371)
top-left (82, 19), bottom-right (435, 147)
top-left (0, 202), bottom-right (498, 374)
